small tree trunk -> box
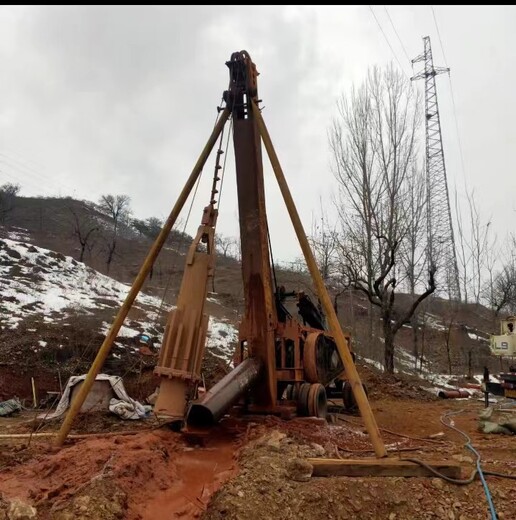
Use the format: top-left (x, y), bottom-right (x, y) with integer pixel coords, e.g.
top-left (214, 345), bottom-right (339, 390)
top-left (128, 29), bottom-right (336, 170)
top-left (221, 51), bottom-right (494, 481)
top-left (446, 339), bottom-right (452, 376)
top-left (368, 301), bottom-right (374, 357)
top-left (349, 288), bottom-right (356, 337)
top-left (411, 313), bottom-right (418, 369)
top-left (106, 239), bottom-right (116, 274)
top-left (383, 317), bottom-right (395, 373)
top-left (444, 319), bottom-right (453, 376)
top-left (419, 318), bottom-right (426, 373)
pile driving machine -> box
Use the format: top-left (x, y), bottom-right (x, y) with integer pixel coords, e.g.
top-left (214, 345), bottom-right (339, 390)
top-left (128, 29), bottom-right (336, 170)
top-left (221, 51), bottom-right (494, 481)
top-left (57, 50), bottom-right (386, 458)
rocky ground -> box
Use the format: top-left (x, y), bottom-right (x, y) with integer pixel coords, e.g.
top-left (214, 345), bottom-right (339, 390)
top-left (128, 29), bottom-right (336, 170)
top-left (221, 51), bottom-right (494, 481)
top-left (0, 388), bottom-right (514, 520)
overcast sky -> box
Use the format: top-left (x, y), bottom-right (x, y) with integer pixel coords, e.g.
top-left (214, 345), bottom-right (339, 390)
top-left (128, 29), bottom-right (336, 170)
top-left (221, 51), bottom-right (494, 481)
top-left (0, 5), bottom-right (514, 263)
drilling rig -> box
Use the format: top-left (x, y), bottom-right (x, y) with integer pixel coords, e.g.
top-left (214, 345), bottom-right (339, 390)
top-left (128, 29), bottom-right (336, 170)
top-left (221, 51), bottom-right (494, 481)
top-left (154, 51), bottom-right (347, 425)
top-left (57, 50), bottom-right (385, 459)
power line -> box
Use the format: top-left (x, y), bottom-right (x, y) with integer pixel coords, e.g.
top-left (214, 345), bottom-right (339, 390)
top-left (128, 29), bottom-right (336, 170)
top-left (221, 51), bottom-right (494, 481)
top-left (447, 81), bottom-right (467, 184)
top-left (0, 150), bottom-right (77, 196)
top-left (430, 6), bottom-right (449, 66)
top-left (368, 5), bottom-right (409, 79)
top-left (384, 6), bottom-right (411, 63)
top-left (430, 6), bottom-right (467, 183)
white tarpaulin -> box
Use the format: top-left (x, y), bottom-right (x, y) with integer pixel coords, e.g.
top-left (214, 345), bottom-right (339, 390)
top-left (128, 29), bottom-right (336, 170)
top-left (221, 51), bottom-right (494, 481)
top-left (39, 373), bottom-right (152, 420)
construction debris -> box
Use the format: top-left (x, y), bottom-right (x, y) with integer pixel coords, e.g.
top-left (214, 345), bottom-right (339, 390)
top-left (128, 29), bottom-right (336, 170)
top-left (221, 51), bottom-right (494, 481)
top-left (38, 375), bottom-right (151, 421)
top-left (478, 406), bottom-right (516, 434)
top-left (0, 398), bottom-right (22, 417)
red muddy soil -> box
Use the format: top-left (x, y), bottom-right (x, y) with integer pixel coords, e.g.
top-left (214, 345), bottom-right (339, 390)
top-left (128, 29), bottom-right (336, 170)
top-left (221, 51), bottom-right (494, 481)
top-left (0, 422), bottom-right (245, 520)
top-left (0, 394), bottom-right (514, 519)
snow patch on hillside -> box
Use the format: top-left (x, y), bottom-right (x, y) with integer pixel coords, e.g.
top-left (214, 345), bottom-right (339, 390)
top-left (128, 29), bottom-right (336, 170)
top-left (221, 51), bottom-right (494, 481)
top-left (0, 237), bottom-right (237, 362)
top-left (360, 346), bottom-right (498, 394)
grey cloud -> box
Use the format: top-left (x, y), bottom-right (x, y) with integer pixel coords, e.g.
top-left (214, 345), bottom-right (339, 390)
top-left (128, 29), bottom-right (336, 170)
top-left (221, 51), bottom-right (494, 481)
top-left (0, 5), bottom-right (514, 262)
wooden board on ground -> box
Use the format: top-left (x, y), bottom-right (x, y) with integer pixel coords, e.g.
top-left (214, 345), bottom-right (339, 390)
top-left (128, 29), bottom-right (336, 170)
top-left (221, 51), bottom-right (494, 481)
top-left (308, 458), bottom-right (462, 479)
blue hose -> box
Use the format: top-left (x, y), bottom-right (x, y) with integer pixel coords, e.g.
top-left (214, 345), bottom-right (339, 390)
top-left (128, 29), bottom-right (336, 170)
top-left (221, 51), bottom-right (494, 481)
top-left (441, 410), bottom-right (498, 520)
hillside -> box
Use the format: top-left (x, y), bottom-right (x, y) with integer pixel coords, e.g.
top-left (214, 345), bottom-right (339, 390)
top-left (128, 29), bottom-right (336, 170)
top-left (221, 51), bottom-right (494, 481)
top-left (1, 200), bottom-right (514, 520)
top-left (0, 231), bottom-right (237, 402)
top-left (0, 195), bottom-right (508, 403)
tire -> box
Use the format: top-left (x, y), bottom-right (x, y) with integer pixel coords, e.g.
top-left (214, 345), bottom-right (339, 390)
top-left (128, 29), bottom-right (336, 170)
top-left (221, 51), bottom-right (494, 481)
top-left (307, 383), bottom-right (328, 419)
top-left (342, 381), bottom-right (368, 412)
top-left (297, 383), bottom-right (311, 416)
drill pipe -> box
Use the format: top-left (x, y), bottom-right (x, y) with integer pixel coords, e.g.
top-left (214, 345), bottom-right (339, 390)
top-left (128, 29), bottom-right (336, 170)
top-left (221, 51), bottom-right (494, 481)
top-left (187, 357), bottom-right (262, 426)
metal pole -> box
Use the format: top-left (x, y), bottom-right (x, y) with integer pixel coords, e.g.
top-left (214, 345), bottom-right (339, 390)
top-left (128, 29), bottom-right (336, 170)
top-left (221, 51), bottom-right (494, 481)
top-left (252, 102), bottom-right (387, 458)
top-left (55, 108), bottom-right (231, 447)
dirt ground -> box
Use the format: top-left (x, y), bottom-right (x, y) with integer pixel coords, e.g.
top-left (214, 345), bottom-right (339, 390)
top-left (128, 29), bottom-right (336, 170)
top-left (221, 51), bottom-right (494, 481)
top-left (0, 394), bottom-right (514, 520)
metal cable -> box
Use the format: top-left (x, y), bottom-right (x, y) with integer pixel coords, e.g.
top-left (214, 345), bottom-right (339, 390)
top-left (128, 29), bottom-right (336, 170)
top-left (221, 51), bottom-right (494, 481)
top-left (399, 409), bottom-right (509, 520)
top-left (368, 5), bottom-right (410, 79)
top-left (384, 6), bottom-right (411, 63)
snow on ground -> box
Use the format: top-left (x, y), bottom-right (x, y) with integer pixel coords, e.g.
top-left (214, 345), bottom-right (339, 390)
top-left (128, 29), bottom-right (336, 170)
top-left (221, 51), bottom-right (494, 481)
top-left (360, 356), bottom-right (384, 372)
top-left (1, 237), bottom-right (158, 326)
top-left (4, 227), bottom-right (32, 242)
top-left (0, 237), bottom-right (238, 362)
top-left (422, 312), bottom-right (447, 332)
top-left (359, 345), bottom-right (494, 395)
top-left (466, 330), bottom-right (489, 343)
top-left (206, 317), bottom-right (238, 362)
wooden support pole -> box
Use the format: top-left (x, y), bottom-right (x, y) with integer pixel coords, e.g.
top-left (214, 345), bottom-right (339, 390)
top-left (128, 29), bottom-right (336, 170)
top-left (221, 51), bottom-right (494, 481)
top-left (55, 108), bottom-right (231, 447)
top-left (252, 101), bottom-right (387, 459)
top-left (31, 377), bottom-right (37, 408)
top-left (308, 458), bottom-right (462, 478)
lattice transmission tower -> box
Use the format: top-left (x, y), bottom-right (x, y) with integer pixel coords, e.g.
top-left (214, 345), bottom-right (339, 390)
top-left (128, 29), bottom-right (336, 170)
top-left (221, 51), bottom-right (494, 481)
top-left (411, 36), bottom-right (461, 302)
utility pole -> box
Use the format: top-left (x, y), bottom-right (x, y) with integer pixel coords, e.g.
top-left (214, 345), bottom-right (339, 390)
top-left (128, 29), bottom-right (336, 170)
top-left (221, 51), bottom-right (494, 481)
top-left (411, 36), bottom-right (461, 302)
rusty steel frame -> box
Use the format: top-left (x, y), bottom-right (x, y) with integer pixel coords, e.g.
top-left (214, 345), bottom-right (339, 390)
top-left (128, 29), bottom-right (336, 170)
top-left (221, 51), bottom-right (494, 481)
top-left (228, 51), bottom-right (350, 416)
top-left (228, 51), bottom-right (278, 408)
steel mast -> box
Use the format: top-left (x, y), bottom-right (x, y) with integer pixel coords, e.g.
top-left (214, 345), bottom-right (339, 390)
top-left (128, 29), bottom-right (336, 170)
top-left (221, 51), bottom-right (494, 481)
top-left (411, 36), bottom-right (461, 302)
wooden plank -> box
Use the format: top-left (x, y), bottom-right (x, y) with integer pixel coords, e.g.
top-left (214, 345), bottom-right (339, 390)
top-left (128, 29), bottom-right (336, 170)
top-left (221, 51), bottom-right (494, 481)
top-left (307, 458), bottom-right (462, 478)
top-left (0, 430), bottom-right (152, 440)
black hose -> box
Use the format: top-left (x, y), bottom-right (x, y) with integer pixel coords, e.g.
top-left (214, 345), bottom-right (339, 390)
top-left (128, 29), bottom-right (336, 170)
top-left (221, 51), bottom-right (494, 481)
top-left (402, 457), bottom-right (477, 485)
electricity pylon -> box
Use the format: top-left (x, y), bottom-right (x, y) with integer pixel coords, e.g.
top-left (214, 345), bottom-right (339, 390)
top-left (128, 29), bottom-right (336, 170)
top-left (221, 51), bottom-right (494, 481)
top-left (411, 35), bottom-right (461, 302)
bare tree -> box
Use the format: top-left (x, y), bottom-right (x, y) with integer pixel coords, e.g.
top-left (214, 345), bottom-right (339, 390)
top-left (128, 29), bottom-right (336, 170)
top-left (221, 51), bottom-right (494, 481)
top-left (465, 189), bottom-right (491, 304)
top-left (330, 65), bottom-right (436, 373)
top-left (132, 216), bottom-right (164, 240)
top-left (98, 194), bottom-right (131, 273)
top-left (68, 205), bottom-right (99, 263)
top-left (454, 188), bottom-right (470, 303)
top-left (398, 164), bottom-right (427, 362)
top-left (489, 257), bottom-right (516, 316)
top-left (309, 201), bottom-right (339, 283)
top-left (483, 233), bottom-right (499, 310)
top-left (0, 183), bottom-right (21, 224)
top-left (215, 234), bottom-right (238, 259)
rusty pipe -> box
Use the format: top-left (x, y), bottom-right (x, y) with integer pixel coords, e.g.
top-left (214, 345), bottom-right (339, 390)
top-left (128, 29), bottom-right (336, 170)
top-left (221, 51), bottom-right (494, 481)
top-left (187, 357), bottom-right (262, 426)
top-left (438, 389), bottom-right (471, 399)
